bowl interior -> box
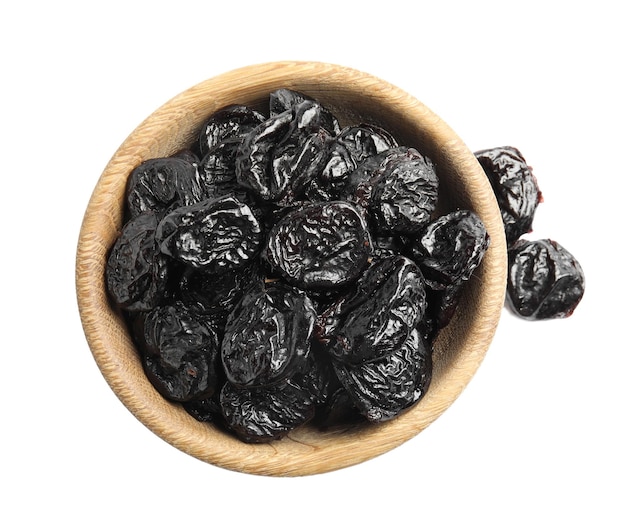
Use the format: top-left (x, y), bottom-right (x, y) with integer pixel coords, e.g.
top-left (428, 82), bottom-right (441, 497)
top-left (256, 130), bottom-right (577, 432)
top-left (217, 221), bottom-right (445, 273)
top-left (76, 61), bottom-right (507, 477)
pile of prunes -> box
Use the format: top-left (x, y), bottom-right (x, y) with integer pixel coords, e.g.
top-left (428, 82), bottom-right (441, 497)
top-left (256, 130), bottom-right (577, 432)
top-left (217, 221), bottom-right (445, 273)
top-left (105, 88), bottom-right (491, 443)
top-left (474, 147), bottom-right (585, 320)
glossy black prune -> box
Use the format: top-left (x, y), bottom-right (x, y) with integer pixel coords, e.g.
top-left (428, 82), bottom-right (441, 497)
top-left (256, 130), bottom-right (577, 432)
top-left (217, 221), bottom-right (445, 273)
top-left (408, 209), bottom-right (490, 290)
top-left (139, 302), bottom-right (221, 402)
top-left (156, 195), bottom-right (262, 272)
top-left (198, 140), bottom-right (242, 194)
top-left (318, 124), bottom-right (398, 197)
top-left (335, 124), bottom-right (398, 161)
top-left (198, 104), bottom-right (266, 157)
top-left (126, 157), bottom-right (204, 219)
top-left (333, 327), bottom-right (432, 423)
top-left (342, 146), bottom-right (439, 235)
top-left (507, 238), bottom-right (584, 320)
top-left (235, 101), bottom-right (324, 201)
top-left (219, 356), bottom-right (328, 443)
top-left (106, 211), bottom-right (169, 312)
top-left (315, 256), bottom-right (427, 366)
top-left (221, 283), bottom-right (316, 388)
top-left (264, 201), bottom-right (372, 290)
top-left (269, 87), bottom-right (341, 136)
top-left (475, 146), bottom-right (542, 246)
top-left (272, 127), bottom-right (332, 204)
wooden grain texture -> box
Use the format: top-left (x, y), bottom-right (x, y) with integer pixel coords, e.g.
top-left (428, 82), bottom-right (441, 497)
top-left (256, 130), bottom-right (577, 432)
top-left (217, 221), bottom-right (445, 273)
top-left (75, 61), bottom-right (507, 477)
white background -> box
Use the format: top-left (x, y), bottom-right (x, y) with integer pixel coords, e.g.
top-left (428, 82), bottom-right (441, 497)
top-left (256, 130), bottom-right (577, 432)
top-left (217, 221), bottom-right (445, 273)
top-left (2, 1), bottom-right (623, 528)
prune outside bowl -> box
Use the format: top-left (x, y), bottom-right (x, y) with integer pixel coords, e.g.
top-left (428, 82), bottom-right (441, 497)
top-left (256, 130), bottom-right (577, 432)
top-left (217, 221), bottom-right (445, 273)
top-left (76, 61), bottom-right (507, 477)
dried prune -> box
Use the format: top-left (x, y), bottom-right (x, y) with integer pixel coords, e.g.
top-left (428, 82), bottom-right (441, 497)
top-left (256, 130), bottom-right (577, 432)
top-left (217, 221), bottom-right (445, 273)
top-left (198, 141), bottom-right (241, 194)
top-left (221, 283), bottom-right (316, 388)
top-left (219, 355), bottom-right (328, 443)
top-left (156, 195), bottom-right (262, 272)
top-left (335, 124), bottom-right (398, 161)
top-left (408, 210), bottom-right (490, 290)
top-left (269, 87), bottom-right (341, 136)
top-left (475, 146), bottom-right (542, 246)
top-left (272, 127), bottom-right (332, 204)
top-left (139, 302), bottom-right (221, 402)
top-left (333, 327), bottom-right (432, 423)
top-left (507, 238), bottom-right (584, 320)
top-left (126, 157), bottom-right (204, 219)
top-left (342, 146), bottom-right (439, 235)
top-left (235, 101), bottom-right (324, 201)
top-left (264, 201), bottom-right (372, 290)
top-left (318, 124), bottom-right (398, 197)
top-left (316, 256), bottom-right (427, 366)
top-left (198, 104), bottom-right (265, 157)
top-left (106, 211), bottom-right (169, 312)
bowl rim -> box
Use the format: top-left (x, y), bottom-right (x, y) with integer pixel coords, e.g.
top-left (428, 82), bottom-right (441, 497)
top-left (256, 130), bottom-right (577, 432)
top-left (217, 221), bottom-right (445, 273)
top-left (76, 60), bottom-right (507, 477)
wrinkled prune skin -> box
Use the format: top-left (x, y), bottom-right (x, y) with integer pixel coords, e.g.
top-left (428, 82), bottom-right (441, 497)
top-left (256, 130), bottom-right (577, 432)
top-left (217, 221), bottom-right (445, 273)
top-left (235, 101), bottom-right (324, 201)
top-left (221, 283), bottom-right (316, 388)
top-left (219, 356), bottom-right (328, 443)
top-left (269, 88), bottom-right (342, 136)
top-left (126, 157), bottom-right (204, 219)
top-left (139, 302), bottom-right (221, 402)
top-left (106, 211), bottom-right (169, 312)
top-left (197, 106), bottom-right (266, 206)
top-left (198, 104), bottom-right (266, 157)
top-left (272, 128), bottom-right (332, 204)
top-left (408, 210), bottom-right (490, 290)
top-left (318, 124), bottom-right (398, 197)
top-left (265, 201), bottom-right (372, 290)
top-left (342, 147), bottom-right (439, 235)
top-left (336, 124), bottom-right (399, 161)
top-left (475, 146), bottom-right (542, 246)
top-left (198, 141), bottom-right (242, 194)
top-left (156, 195), bottom-right (262, 272)
top-left (507, 238), bottom-right (584, 320)
top-left (316, 256), bottom-right (427, 366)
top-left (333, 327), bottom-right (432, 423)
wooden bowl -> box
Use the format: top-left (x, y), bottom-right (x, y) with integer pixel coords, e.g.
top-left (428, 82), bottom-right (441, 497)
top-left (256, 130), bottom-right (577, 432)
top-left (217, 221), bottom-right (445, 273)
top-left (76, 61), bottom-right (507, 476)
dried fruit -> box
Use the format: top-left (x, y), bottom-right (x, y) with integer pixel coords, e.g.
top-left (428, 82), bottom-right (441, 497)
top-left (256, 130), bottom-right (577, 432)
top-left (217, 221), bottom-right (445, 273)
top-left (264, 201), bottom-right (372, 290)
top-left (221, 283), bottom-right (316, 388)
top-left (475, 146), bottom-right (542, 246)
top-left (139, 302), bottom-right (221, 402)
top-left (126, 157), bottom-right (203, 219)
top-left (333, 327), bottom-right (432, 423)
top-left (106, 211), bottom-right (169, 312)
top-left (316, 256), bottom-right (427, 366)
top-left (156, 195), bottom-right (262, 272)
top-left (507, 238), bottom-right (584, 320)
top-left (342, 146), bottom-right (439, 235)
top-left (408, 209), bottom-right (490, 290)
